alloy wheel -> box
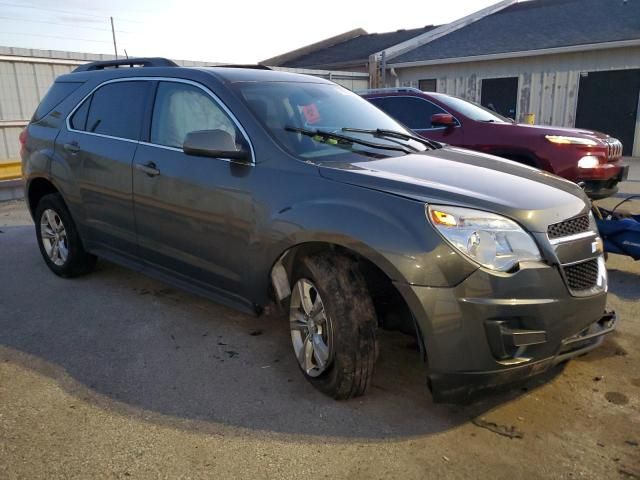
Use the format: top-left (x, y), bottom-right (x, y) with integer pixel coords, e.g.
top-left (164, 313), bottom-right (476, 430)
top-left (289, 278), bottom-right (334, 377)
top-left (40, 209), bottom-right (69, 266)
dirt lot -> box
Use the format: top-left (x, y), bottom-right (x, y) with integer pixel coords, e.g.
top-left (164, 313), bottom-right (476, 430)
top-left (0, 168), bottom-right (639, 479)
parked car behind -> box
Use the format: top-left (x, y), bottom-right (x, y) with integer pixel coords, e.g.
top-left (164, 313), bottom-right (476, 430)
top-left (361, 88), bottom-right (628, 199)
top-left (21, 59), bottom-right (615, 402)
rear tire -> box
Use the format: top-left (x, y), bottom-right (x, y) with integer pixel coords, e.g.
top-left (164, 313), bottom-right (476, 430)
top-left (35, 193), bottom-right (97, 277)
top-left (289, 253), bottom-right (377, 399)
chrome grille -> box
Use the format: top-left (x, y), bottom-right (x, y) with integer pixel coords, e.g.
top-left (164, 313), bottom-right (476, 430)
top-left (605, 138), bottom-right (623, 160)
top-left (563, 259), bottom-right (599, 292)
top-left (547, 215), bottom-right (591, 239)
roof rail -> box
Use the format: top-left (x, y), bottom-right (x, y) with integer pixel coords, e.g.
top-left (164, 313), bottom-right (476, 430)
top-left (214, 64), bottom-right (272, 70)
top-left (355, 87), bottom-right (423, 95)
top-left (72, 57), bottom-right (179, 73)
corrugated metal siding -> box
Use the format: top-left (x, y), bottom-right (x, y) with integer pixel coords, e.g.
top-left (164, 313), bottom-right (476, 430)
top-left (0, 126), bottom-right (22, 160)
top-left (395, 46), bottom-right (640, 130)
top-left (0, 62), bottom-right (76, 122)
top-left (0, 47), bottom-right (369, 162)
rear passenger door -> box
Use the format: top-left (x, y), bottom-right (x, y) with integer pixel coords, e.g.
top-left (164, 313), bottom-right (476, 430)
top-left (368, 96), bottom-right (463, 144)
top-left (58, 80), bottom-right (151, 256)
top-left (132, 80), bottom-right (255, 300)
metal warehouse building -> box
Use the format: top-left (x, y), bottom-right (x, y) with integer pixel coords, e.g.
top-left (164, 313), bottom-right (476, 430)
top-left (0, 47), bottom-right (367, 165)
top-left (266, 0), bottom-right (640, 157)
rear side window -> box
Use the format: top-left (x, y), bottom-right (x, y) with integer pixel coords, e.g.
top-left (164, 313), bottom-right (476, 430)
top-left (32, 81), bottom-right (83, 121)
top-left (150, 81), bottom-right (239, 149)
top-left (368, 96), bottom-right (447, 130)
top-left (81, 81), bottom-right (149, 140)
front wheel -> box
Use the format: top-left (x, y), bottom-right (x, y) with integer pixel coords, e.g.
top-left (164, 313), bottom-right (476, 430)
top-left (35, 193), bottom-right (97, 277)
top-left (289, 253), bottom-right (377, 399)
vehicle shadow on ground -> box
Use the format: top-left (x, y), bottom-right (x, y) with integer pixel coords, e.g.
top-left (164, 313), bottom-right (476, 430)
top-left (0, 225), bottom-right (560, 441)
top-left (607, 267), bottom-right (640, 301)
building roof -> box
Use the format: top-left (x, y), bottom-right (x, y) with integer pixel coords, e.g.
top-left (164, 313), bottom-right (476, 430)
top-left (278, 26), bottom-right (438, 68)
top-left (391, 0), bottom-right (640, 65)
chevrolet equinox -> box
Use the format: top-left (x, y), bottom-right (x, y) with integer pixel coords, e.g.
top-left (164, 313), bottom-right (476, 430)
top-left (21, 58), bottom-right (616, 401)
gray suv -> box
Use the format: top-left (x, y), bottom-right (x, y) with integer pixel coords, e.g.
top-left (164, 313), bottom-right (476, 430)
top-left (21, 58), bottom-right (615, 402)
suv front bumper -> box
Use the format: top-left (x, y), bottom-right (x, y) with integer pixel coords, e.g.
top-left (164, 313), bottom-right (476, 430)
top-left (394, 263), bottom-right (614, 402)
top-left (427, 311), bottom-right (616, 402)
top-left (580, 163), bottom-right (629, 199)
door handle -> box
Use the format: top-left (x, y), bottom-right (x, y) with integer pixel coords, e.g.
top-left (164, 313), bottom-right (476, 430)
top-left (135, 161), bottom-right (160, 177)
top-left (63, 142), bottom-right (80, 154)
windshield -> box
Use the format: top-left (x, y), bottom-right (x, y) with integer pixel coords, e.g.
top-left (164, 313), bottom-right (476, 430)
top-left (235, 82), bottom-right (429, 161)
top-left (432, 93), bottom-right (511, 123)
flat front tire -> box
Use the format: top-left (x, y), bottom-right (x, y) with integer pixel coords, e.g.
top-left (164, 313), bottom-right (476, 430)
top-left (35, 193), bottom-right (96, 277)
top-left (289, 253), bottom-right (377, 399)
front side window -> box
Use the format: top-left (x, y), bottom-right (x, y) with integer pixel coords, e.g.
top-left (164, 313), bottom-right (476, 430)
top-left (368, 96), bottom-right (448, 130)
top-left (150, 82), bottom-right (239, 149)
top-left (83, 81), bottom-right (149, 140)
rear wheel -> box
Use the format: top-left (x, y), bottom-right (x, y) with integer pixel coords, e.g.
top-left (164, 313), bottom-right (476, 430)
top-left (35, 193), bottom-right (97, 277)
top-left (289, 253), bottom-right (377, 399)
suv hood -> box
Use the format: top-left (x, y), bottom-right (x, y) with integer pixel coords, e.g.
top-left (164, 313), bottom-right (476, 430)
top-left (509, 122), bottom-right (611, 141)
top-left (318, 147), bottom-right (589, 233)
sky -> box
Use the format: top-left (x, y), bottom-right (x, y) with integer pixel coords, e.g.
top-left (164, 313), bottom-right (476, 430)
top-left (0, 0), bottom-right (504, 63)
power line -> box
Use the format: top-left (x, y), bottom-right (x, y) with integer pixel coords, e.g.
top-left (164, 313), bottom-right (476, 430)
top-left (0, 2), bottom-right (145, 24)
top-left (0, 31), bottom-right (112, 44)
top-left (0, 15), bottom-right (133, 34)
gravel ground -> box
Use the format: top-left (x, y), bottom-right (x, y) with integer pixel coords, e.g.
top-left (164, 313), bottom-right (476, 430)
top-left (0, 167), bottom-right (638, 479)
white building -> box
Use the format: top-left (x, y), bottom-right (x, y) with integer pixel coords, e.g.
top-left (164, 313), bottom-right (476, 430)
top-left (267, 0), bottom-right (640, 156)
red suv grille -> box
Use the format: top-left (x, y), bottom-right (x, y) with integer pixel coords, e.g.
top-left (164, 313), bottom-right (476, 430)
top-left (604, 139), bottom-right (623, 160)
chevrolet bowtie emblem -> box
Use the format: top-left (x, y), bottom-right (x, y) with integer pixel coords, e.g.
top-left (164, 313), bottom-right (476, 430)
top-left (592, 238), bottom-right (604, 255)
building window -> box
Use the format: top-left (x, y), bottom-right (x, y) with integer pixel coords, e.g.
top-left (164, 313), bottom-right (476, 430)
top-left (419, 79), bottom-right (437, 92)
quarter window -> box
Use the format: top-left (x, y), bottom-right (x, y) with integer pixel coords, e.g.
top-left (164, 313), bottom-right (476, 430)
top-left (150, 82), bottom-right (239, 149)
top-left (80, 81), bottom-right (149, 140)
top-left (369, 96), bottom-right (448, 130)
top-left (69, 96), bottom-right (90, 131)
top-left (33, 81), bottom-right (83, 121)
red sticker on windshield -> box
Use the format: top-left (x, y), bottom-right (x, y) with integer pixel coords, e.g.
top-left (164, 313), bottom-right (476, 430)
top-left (301, 103), bottom-right (321, 124)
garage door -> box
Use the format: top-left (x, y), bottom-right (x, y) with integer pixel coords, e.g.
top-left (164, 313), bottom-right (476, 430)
top-left (575, 69), bottom-right (640, 156)
top-left (481, 77), bottom-right (518, 120)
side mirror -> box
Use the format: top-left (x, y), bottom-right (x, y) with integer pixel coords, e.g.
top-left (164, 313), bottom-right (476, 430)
top-left (431, 113), bottom-right (456, 128)
top-left (183, 129), bottom-right (251, 162)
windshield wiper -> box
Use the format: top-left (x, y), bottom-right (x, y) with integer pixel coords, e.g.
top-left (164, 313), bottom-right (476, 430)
top-left (284, 126), bottom-right (414, 154)
top-left (341, 127), bottom-right (441, 150)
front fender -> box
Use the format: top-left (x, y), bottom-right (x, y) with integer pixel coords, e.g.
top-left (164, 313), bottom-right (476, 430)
top-left (252, 187), bottom-right (476, 302)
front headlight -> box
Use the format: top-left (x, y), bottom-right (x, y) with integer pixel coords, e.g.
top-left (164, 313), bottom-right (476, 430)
top-left (545, 135), bottom-right (598, 146)
top-left (427, 205), bottom-right (542, 272)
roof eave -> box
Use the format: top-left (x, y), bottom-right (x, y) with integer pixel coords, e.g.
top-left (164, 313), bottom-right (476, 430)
top-left (280, 59), bottom-right (369, 70)
top-left (380, 0), bottom-right (517, 61)
top-left (387, 38), bottom-right (640, 69)
top-left (260, 28), bottom-right (367, 66)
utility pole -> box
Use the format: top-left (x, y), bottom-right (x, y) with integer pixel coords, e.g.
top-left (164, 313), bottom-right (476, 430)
top-left (110, 16), bottom-right (118, 59)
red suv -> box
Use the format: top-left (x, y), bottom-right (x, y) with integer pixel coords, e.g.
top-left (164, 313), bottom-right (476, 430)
top-left (361, 88), bottom-right (628, 199)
